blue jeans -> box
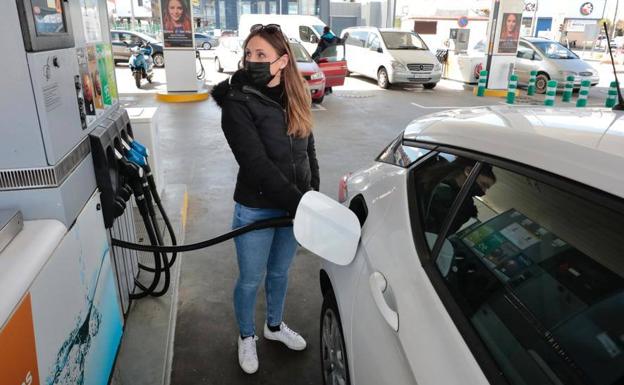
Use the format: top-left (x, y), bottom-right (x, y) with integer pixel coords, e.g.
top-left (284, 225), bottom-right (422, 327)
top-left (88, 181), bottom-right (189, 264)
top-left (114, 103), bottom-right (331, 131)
top-left (232, 203), bottom-right (298, 337)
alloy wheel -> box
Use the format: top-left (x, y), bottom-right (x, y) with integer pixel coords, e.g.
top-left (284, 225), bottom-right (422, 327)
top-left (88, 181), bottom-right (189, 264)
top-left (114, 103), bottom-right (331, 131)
top-left (322, 308), bottom-right (348, 385)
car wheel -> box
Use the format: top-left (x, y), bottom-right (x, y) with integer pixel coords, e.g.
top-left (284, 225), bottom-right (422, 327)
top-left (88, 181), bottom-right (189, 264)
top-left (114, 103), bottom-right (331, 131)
top-left (423, 82), bottom-right (437, 90)
top-left (321, 292), bottom-right (351, 385)
top-left (535, 73), bottom-right (549, 94)
top-left (313, 94), bottom-right (324, 104)
top-left (152, 53), bottom-right (165, 68)
top-left (215, 57), bottom-right (223, 72)
top-left (202, 42), bottom-right (211, 50)
top-left (377, 67), bottom-right (390, 89)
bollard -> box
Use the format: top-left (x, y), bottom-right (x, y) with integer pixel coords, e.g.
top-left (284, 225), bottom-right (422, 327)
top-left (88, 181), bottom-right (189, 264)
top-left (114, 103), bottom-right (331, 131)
top-left (562, 75), bottom-right (575, 102)
top-left (477, 70), bottom-right (488, 97)
top-left (544, 80), bottom-right (558, 106)
top-left (606, 81), bottom-right (618, 107)
top-left (527, 71), bottom-right (537, 96)
top-left (507, 74), bottom-right (518, 104)
top-left (576, 79), bottom-right (591, 107)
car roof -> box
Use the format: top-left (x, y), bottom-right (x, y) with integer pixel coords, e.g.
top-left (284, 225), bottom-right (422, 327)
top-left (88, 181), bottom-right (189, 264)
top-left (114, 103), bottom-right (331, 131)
top-left (403, 106), bottom-right (624, 198)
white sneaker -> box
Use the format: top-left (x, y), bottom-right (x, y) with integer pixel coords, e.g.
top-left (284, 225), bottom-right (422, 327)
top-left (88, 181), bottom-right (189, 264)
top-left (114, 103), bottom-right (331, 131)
top-left (238, 335), bottom-right (259, 374)
top-left (264, 322), bottom-right (307, 351)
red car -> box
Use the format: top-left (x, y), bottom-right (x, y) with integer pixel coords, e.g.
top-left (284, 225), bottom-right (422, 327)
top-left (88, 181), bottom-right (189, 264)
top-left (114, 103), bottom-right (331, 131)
top-left (290, 41), bottom-right (347, 104)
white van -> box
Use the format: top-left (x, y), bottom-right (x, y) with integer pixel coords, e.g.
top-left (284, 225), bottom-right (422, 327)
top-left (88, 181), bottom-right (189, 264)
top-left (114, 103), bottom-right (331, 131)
top-left (238, 14), bottom-right (327, 54)
top-left (341, 26), bottom-right (442, 89)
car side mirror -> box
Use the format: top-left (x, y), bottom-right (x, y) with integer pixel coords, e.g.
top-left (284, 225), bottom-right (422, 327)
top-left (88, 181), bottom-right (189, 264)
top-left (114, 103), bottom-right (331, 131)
top-left (294, 191), bottom-right (361, 266)
top-left (310, 35), bottom-right (319, 44)
top-left (373, 47), bottom-right (382, 53)
top-left (123, 41), bottom-right (129, 46)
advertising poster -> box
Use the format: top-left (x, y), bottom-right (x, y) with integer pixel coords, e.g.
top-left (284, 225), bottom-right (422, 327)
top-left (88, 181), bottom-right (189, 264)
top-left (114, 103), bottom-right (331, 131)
top-left (76, 47), bottom-right (97, 122)
top-left (161, 0), bottom-right (194, 48)
top-left (80, 0), bottom-right (102, 43)
top-left (96, 44), bottom-right (112, 106)
top-left (497, 12), bottom-right (522, 54)
top-left (87, 45), bottom-right (104, 111)
top-left (103, 45), bottom-right (118, 101)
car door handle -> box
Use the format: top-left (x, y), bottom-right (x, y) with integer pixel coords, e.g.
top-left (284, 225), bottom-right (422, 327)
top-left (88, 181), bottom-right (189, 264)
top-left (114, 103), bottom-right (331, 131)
top-left (369, 272), bottom-right (399, 331)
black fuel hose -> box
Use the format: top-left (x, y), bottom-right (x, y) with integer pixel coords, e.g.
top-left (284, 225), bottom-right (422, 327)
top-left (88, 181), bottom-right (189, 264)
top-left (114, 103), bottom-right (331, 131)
top-left (112, 216), bottom-right (293, 253)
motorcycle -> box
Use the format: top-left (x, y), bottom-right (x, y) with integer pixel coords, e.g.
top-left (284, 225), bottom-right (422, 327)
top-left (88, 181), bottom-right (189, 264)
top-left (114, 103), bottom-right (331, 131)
top-left (128, 42), bottom-right (154, 88)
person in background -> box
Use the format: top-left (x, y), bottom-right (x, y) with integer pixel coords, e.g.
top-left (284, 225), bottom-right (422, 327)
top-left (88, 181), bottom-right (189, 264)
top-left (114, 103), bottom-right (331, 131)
top-left (211, 23), bottom-right (319, 375)
top-left (312, 26), bottom-right (343, 60)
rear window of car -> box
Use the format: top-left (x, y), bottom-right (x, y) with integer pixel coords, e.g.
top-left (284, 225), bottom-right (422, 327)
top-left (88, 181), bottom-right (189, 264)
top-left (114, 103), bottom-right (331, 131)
top-left (413, 156), bottom-right (624, 385)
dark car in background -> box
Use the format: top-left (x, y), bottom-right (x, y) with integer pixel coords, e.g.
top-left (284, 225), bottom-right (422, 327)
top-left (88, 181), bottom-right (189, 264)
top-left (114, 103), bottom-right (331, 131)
top-left (111, 30), bottom-right (165, 67)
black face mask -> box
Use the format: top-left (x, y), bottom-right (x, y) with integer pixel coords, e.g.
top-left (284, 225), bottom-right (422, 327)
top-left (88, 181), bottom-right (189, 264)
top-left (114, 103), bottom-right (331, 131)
top-left (244, 57), bottom-right (281, 87)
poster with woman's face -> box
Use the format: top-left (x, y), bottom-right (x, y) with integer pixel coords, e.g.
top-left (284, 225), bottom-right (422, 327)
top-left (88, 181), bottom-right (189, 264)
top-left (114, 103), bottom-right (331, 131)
top-left (497, 12), bottom-right (521, 54)
top-left (161, 0), bottom-right (194, 48)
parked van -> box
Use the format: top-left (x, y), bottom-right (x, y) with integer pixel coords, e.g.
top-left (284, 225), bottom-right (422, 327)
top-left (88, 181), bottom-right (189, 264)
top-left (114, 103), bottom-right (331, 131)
top-left (238, 14), bottom-right (327, 54)
top-left (341, 26), bottom-right (442, 89)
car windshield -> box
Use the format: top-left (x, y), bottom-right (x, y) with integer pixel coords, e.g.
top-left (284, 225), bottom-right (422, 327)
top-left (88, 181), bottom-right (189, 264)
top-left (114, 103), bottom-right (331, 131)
top-left (312, 25), bottom-right (325, 36)
top-left (290, 43), bottom-right (312, 63)
top-left (381, 31), bottom-right (428, 50)
top-left (532, 41), bottom-right (578, 59)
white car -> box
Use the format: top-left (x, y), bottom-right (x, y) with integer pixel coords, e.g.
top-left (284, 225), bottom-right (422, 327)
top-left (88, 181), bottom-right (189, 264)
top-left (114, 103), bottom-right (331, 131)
top-left (341, 27), bottom-right (442, 89)
top-left (213, 36), bottom-right (244, 73)
top-left (296, 106), bottom-right (624, 385)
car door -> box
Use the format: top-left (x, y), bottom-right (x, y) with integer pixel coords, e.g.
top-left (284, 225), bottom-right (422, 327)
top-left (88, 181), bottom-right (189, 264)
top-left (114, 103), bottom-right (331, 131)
top-left (365, 32), bottom-right (383, 79)
top-left (400, 147), bottom-right (624, 385)
top-left (299, 25), bottom-right (320, 55)
top-left (316, 44), bottom-right (348, 87)
top-left (515, 41), bottom-right (539, 84)
top-left (350, 150), bottom-right (494, 385)
top-left (111, 32), bottom-right (129, 61)
top-left (345, 31), bottom-right (368, 75)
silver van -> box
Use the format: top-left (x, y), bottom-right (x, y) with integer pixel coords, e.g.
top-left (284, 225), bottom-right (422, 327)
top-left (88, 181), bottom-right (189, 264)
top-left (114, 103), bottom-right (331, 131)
top-left (341, 27), bottom-right (442, 89)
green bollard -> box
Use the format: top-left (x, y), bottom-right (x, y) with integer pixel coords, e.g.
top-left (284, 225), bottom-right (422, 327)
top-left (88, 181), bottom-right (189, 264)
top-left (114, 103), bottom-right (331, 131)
top-left (562, 75), bottom-right (575, 102)
top-left (527, 71), bottom-right (537, 96)
top-left (477, 70), bottom-right (488, 97)
top-left (606, 81), bottom-right (618, 107)
top-left (576, 79), bottom-right (591, 107)
top-left (544, 80), bottom-right (558, 106)
top-left (507, 74), bottom-right (518, 104)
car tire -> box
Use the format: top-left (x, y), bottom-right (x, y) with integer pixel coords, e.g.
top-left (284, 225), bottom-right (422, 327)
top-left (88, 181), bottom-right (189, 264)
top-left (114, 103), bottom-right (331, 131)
top-left (202, 42), bottom-right (211, 50)
top-left (423, 82), bottom-right (437, 90)
top-left (535, 73), bottom-right (549, 94)
top-left (377, 67), bottom-right (390, 89)
top-left (215, 57), bottom-right (223, 72)
top-left (321, 291), bottom-right (351, 385)
top-left (313, 94), bottom-right (324, 104)
top-left (152, 53), bottom-right (165, 68)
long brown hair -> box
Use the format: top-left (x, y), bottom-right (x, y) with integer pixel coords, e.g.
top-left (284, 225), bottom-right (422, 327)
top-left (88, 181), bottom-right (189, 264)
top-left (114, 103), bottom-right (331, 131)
top-left (163, 0), bottom-right (192, 32)
top-left (243, 29), bottom-right (313, 138)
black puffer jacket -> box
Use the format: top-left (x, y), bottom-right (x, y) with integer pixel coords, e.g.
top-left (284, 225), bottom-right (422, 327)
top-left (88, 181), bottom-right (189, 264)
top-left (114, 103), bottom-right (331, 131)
top-left (211, 70), bottom-right (320, 216)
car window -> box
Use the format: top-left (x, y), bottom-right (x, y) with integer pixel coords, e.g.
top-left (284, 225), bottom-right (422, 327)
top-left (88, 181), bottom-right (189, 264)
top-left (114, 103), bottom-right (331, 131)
top-left (317, 44), bottom-right (346, 62)
top-left (299, 26), bottom-right (317, 43)
top-left (414, 152), bottom-right (478, 250)
top-left (367, 34), bottom-right (381, 51)
top-left (426, 163), bottom-right (624, 385)
top-left (346, 31), bottom-right (368, 47)
top-left (111, 32), bottom-right (120, 42)
top-left (517, 42), bottom-right (534, 59)
top-left (290, 43), bottom-right (312, 63)
top-left (377, 137), bottom-right (431, 167)
top-left (532, 41), bottom-right (578, 59)
top-left (381, 31), bottom-right (428, 50)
